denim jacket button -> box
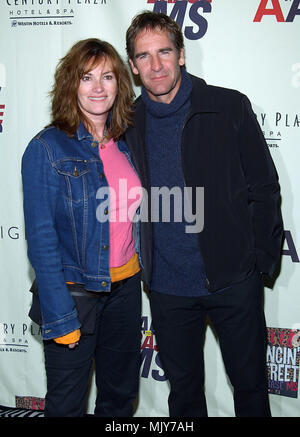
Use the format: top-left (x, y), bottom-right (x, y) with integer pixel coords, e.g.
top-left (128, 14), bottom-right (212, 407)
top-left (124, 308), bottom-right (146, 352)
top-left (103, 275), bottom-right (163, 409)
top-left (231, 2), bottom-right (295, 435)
top-left (101, 281), bottom-right (107, 287)
top-left (104, 208), bottom-right (108, 215)
top-left (103, 245), bottom-right (109, 250)
top-left (91, 142), bottom-right (97, 148)
top-left (100, 173), bottom-right (105, 179)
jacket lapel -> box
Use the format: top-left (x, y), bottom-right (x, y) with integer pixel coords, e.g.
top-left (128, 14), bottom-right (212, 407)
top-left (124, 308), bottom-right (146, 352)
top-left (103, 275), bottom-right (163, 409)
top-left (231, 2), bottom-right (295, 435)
top-left (125, 97), bottom-right (149, 189)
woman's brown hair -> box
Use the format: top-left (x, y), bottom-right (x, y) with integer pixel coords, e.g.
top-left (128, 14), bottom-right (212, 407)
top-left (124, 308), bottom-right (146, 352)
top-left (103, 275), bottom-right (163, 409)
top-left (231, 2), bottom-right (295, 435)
top-left (50, 38), bottom-right (135, 140)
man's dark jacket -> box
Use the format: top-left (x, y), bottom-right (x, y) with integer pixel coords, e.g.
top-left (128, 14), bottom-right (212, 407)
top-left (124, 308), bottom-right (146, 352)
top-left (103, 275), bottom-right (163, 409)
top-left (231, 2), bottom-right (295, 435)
top-left (125, 73), bottom-right (283, 292)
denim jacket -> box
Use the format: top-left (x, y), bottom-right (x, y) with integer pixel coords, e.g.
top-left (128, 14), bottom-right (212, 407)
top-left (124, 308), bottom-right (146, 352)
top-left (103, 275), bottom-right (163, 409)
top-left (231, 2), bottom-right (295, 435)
top-left (22, 123), bottom-right (141, 340)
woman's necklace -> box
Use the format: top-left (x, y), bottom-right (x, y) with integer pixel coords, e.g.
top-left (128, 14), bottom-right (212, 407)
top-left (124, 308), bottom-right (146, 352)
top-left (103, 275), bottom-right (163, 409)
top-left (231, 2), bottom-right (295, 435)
top-left (95, 125), bottom-right (108, 149)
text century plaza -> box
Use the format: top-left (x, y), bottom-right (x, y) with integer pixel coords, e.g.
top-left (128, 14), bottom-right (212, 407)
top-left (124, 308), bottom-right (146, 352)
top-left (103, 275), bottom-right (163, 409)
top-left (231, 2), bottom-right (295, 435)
top-left (6, 0), bottom-right (107, 5)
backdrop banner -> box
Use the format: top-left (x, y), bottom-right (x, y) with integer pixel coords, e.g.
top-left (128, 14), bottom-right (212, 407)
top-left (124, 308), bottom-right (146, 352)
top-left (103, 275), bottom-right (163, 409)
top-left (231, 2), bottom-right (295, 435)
top-left (0, 0), bottom-right (299, 417)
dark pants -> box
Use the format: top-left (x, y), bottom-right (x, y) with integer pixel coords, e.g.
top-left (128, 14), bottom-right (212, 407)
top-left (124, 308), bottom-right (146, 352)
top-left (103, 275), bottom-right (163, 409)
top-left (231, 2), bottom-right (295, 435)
top-left (150, 269), bottom-right (271, 417)
top-left (43, 273), bottom-right (141, 417)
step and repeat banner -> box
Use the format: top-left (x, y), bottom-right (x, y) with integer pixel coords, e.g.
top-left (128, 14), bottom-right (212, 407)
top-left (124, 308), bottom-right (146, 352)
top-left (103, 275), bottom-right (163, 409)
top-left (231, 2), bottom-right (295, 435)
top-left (0, 0), bottom-right (299, 417)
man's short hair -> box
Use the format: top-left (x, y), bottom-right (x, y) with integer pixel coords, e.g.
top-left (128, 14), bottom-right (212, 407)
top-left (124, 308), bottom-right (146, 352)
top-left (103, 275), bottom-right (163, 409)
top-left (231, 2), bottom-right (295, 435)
top-left (126, 10), bottom-right (184, 62)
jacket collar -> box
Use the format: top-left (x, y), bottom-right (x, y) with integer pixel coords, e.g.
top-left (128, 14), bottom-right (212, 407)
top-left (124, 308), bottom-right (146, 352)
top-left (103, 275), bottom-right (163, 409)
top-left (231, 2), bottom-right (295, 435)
top-left (76, 112), bottom-right (112, 141)
top-left (76, 122), bottom-right (93, 141)
top-left (188, 73), bottom-right (220, 114)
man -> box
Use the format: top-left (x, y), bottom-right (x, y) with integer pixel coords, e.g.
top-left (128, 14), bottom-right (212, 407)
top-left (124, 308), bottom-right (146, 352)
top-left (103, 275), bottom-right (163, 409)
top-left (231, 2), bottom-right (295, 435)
top-left (125, 11), bottom-right (283, 417)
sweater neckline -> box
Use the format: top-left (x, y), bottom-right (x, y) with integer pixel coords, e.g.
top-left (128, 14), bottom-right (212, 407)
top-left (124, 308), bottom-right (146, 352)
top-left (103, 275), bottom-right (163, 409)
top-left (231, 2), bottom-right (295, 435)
top-left (141, 68), bottom-right (192, 118)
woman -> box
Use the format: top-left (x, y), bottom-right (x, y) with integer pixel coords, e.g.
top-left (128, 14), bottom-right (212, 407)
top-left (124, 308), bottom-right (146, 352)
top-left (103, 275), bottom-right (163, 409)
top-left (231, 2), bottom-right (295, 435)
top-left (22, 39), bottom-right (143, 417)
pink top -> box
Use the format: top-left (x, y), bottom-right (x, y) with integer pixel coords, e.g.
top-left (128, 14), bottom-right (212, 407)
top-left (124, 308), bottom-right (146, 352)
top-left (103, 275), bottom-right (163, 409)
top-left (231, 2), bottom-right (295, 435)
top-left (99, 139), bottom-right (142, 268)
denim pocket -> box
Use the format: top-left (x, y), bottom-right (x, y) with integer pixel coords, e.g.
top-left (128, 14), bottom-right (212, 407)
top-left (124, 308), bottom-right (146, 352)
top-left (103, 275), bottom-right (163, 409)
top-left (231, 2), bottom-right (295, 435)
top-left (54, 159), bottom-right (90, 203)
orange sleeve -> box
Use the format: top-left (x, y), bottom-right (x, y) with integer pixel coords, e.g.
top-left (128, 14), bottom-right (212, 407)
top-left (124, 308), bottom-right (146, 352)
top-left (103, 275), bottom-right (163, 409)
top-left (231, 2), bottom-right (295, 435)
top-left (54, 329), bottom-right (81, 345)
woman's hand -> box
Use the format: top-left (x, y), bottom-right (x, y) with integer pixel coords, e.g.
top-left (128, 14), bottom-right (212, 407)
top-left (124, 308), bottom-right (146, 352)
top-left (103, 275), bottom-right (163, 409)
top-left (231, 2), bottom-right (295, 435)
top-left (68, 342), bottom-right (79, 349)
top-left (54, 329), bottom-right (81, 347)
